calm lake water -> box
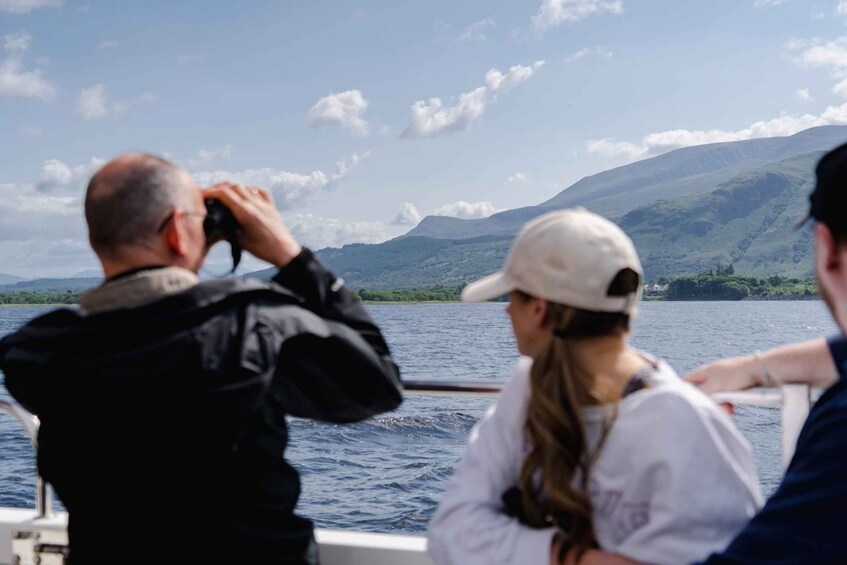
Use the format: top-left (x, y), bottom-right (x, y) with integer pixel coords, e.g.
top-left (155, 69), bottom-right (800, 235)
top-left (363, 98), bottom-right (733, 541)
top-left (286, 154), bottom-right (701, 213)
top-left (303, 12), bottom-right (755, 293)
top-left (0, 301), bottom-right (838, 533)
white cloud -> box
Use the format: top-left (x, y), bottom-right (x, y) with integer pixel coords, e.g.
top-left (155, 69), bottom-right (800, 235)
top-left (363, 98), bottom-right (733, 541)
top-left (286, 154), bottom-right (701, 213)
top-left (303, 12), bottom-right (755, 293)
top-left (75, 84), bottom-right (107, 120)
top-left (787, 37), bottom-right (847, 96)
top-left (795, 88), bottom-right (812, 102)
top-left (284, 213), bottom-right (396, 250)
top-left (307, 89), bottom-right (369, 136)
top-left (20, 125), bottom-right (41, 135)
top-left (459, 17), bottom-right (495, 43)
top-left (391, 202), bottom-right (421, 226)
top-left (0, 32), bottom-right (55, 100)
top-left (403, 61), bottom-right (544, 138)
top-left (193, 152), bottom-right (369, 208)
top-left (586, 102), bottom-right (847, 159)
top-left (433, 201), bottom-right (500, 219)
top-left (837, 1), bottom-right (847, 18)
top-left (507, 172), bottom-right (529, 184)
top-left (533, 0), bottom-right (622, 31)
top-left (98, 40), bottom-right (118, 49)
top-left (0, 0), bottom-right (62, 14)
top-left (754, 0), bottom-right (787, 6)
top-left (5, 31), bottom-right (31, 53)
top-left (35, 157), bottom-right (103, 193)
top-left (187, 146), bottom-right (232, 169)
top-left (75, 84), bottom-right (154, 120)
top-left (565, 46), bottom-right (613, 62)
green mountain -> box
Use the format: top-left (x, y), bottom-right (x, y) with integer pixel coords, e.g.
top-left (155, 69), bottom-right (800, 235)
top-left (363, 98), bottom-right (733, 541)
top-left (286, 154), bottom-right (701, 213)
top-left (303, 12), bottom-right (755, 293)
top-left (249, 127), bottom-right (845, 288)
top-left (620, 151), bottom-right (819, 279)
top-left (405, 125), bottom-right (847, 241)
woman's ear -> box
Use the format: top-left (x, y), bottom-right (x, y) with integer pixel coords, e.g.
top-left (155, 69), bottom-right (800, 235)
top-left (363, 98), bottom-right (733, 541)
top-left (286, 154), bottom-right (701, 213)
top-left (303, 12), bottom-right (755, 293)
top-left (533, 296), bottom-right (549, 328)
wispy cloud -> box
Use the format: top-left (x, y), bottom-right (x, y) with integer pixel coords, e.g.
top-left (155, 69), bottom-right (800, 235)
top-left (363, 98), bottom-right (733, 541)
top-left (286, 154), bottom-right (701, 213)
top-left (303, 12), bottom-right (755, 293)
top-left (0, 32), bottom-right (55, 101)
top-left (75, 84), bottom-right (154, 120)
top-left (565, 46), bottom-right (613, 62)
top-left (402, 60), bottom-right (544, 138)
top-left (98, 40), bottom-right (118, 50)
top-left (795, 88), bottom-right (812, 102)
top-left (586, 102), bottom-right (847, 159)
top-left (285, 213), bottom-right (397, 250)
top-left (507, 172), bottom-right (529, 184)
top-left (433, 201), bottom-right (500, 219)
top-left (533, 0), bottom-right (622, 31)
top-left (0, 0), bottom-right (62, 14)
top-left (754, 0), bottom-right (788, 6)
top-left (459, 17), bottom-right (495, 43)
top-left (308, 89), bottom-right (370, 136)
top-left (187, 146), bottom-right (232, 170)
top-left (192, 151), bottom-right (370, 208)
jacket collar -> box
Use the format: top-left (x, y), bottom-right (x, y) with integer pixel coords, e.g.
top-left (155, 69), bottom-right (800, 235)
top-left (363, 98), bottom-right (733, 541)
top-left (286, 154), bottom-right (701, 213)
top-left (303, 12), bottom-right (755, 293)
top-left (79, 267), bottom-right (200, 314)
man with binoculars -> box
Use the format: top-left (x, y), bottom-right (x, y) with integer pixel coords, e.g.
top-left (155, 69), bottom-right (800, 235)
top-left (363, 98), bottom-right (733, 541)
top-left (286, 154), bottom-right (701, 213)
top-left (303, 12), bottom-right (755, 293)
top-left (0, 152), bottom-right (403, 565)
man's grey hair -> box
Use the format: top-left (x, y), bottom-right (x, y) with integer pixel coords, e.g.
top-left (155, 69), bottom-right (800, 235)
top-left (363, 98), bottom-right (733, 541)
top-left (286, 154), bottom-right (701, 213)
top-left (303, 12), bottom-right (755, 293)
top-left (85, 154), bottom-right (195, 257)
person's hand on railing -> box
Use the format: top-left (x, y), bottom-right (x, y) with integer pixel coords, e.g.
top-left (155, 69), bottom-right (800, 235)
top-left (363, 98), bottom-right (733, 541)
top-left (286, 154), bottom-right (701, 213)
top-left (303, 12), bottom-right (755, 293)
top-left (684, 356), bottom-right (762, 395)
top-left (686, 338), bottom-right (839, 394)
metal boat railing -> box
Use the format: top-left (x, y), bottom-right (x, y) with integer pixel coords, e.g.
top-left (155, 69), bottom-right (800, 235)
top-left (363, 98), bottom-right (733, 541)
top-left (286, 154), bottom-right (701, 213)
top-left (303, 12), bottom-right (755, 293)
top-left (0, 400), bottom-right (52, 518)
top-left (0, 382), bottom-right (821, 564)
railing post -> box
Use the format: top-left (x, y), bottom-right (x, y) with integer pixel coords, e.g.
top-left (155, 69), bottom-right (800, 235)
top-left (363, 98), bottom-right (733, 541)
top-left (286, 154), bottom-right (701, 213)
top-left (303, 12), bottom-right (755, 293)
top-left (0, 399), bottom-right (52, 518)
top-left (780, 385), bottom-right (812, 469)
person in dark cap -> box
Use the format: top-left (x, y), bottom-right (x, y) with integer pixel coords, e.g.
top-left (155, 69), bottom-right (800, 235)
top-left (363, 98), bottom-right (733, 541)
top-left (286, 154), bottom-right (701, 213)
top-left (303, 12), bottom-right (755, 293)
top-left (565, 142), bottom-right (847, 564)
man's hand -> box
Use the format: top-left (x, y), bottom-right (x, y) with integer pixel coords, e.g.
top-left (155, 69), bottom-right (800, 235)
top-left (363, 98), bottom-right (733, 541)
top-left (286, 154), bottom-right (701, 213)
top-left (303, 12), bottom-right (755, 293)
top-left (684, 356), bottom-right (760, 395)
top-left (203, 182), bottom-right (302, 268)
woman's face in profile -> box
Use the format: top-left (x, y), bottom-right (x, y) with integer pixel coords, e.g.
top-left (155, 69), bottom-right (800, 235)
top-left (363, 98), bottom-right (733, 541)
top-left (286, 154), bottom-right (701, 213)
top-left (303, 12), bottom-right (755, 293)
top-left (506, 291), bottom-right (550, 358)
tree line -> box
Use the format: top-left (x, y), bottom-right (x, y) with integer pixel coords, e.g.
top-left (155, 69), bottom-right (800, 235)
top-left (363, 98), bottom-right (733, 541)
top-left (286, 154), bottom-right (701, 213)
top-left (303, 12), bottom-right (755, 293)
top-left (0, 291), bottom-right (81, 305)
top-left (662, 263), bottom-right (816, 301)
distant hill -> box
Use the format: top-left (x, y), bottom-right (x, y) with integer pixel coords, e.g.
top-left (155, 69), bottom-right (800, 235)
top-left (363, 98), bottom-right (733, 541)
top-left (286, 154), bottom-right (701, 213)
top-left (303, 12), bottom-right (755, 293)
top-left (246, 143), bottom-right (830, 287)
top-left (0, 273), bottom-right (24, 285)
top-left (405, 125), bottom-right (847, 241)
top-left (72, 269), bottom-right (103, 278)
top-left (247, 234), bottom-right (514, 289)
top-left (0, 277), bottom-right (102, 293)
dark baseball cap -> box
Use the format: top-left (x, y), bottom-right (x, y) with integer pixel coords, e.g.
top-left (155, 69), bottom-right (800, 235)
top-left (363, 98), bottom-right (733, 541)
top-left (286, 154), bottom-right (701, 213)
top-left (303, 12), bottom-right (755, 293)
top-left (799, 141), bottom-right (847, 236)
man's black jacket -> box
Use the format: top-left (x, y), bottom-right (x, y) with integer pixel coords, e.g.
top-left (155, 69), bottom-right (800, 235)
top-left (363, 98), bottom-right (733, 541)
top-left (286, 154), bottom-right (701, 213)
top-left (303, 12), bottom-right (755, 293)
top-left (0, 249), bottom-right (403, 564)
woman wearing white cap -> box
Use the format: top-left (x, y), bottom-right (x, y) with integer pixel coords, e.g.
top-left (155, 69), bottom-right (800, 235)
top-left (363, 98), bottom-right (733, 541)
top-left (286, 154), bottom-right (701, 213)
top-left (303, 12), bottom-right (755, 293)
top-left (426, 209), bottom-right (762, 565)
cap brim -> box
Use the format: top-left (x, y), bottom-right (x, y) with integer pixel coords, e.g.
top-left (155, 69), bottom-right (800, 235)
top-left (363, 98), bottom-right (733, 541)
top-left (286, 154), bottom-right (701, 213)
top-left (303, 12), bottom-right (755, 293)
top-left (461, 271), bottom-right (514, 303)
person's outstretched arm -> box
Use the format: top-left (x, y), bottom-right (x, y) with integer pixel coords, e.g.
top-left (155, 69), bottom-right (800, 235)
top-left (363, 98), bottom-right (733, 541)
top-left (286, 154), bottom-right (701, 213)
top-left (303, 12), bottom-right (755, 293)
top-left (684, 338), bottom-right (838, 393)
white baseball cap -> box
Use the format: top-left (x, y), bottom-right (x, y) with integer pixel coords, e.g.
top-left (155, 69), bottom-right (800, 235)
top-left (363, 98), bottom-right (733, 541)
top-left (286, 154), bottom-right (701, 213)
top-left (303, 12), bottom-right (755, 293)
top-left (461, 208), bottom-right (643, 314)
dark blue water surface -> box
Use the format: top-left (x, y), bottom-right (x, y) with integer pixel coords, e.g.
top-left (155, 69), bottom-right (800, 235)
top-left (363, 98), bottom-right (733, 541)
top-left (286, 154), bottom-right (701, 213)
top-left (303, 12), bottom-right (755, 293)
top-left (0, 301), bottom-right (838, 533)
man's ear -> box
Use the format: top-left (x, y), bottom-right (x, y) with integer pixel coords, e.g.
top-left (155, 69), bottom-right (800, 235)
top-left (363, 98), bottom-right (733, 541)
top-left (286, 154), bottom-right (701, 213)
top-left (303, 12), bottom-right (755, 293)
top-left (165, 213), bottom-right (188, 258)
top-left (816, 223), bottom-right (841, 274)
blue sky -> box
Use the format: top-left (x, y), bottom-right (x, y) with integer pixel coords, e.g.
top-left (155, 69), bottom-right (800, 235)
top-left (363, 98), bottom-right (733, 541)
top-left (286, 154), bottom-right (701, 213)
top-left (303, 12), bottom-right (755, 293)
top-left (2, 0), bottom-right (847, 277)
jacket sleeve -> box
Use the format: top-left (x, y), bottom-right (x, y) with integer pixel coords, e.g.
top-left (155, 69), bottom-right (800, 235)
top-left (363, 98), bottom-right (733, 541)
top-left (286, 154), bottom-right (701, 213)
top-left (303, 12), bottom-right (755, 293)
top-left (426, 358), bottom-right (557, 565)
top-left (266, 248), bottom-right (402, 423)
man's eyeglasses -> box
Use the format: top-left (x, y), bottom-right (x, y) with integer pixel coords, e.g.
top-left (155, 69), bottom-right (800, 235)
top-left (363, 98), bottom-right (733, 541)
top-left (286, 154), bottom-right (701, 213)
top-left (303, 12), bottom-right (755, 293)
top-left (156, 210), bottom-right (207, 233)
